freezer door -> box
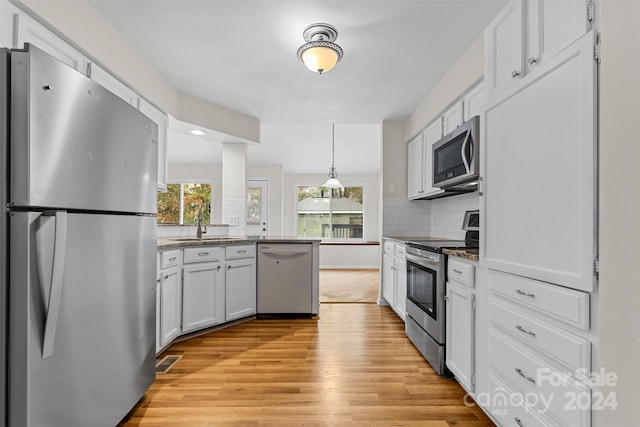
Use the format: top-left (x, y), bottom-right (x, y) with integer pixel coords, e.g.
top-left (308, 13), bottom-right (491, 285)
top-left (10, 44), bottom-right (157, 213)
top-left (8, 212), bottom-right (156, 427)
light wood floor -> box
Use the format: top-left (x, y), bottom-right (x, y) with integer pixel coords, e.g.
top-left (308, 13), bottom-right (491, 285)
top-left (119, 304), bottom-right (494, 426)
top-left (319, 269), bottom-right (380, 303)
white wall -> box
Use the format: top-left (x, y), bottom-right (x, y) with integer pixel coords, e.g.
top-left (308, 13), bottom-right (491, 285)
top-left (598, 1), bottom-right (640, 425)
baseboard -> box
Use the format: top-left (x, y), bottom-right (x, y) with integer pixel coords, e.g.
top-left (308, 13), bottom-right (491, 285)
top-left (320, 265), bottom-right (380, 269)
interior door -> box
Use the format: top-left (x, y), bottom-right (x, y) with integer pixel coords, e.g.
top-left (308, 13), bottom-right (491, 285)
top-left (246, 179), bottom-right (268, 237)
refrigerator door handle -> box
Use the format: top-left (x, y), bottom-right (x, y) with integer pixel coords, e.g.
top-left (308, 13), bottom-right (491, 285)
top-left (42, 211), bottom-right (68, 359)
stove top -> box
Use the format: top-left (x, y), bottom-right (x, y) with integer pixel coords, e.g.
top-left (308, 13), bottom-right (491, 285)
top-left (406, 239), bottom-right (479, 253)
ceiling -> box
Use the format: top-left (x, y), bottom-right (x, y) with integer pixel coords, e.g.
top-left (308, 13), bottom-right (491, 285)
top-left (88, 0), bottom-right (506, 124)
top-left (87, 0), bottom-right (505, 171)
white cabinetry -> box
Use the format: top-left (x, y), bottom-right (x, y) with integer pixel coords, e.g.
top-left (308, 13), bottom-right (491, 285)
top-left (181, 247), bottom-right (225, 333)
top-left (462, 82), bottom-right (486, 121)
top-left (225, 245), bottom-right (256, 321)
top-left (3, 2), bottom-right (86, 71)
top-left (485, 0), bottom-right (591, 99)
top-left (446, 258), bottom-right (476, 393)
top-left (487, 270), bottom-right (591, 427)
top-left (138, 99), bottom-right (169, 192)
top-left (157, 249), bottom-right (181, 353)
top-left (87, 61), bottom-right (137, 106)
top-left (482, 32), bottom-right (596, 292)
top-left (382, 240), bottom-right (407, 321)
top-left (407, 133), bottom-right (424, 199)
top-left (407, 81), bottom-right (484, 200)
top-left (442, 102), bottom-right (463, 135)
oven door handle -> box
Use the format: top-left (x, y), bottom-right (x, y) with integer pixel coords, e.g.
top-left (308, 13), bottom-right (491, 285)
top-left (406, 253), bottom-right (440, 268)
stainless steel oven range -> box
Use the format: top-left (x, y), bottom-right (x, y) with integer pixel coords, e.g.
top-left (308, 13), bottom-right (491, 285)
top-left (404, 210), bottom-right (479, 375)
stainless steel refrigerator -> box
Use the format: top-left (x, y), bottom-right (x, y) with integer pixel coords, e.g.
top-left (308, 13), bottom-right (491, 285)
top-left (0, 44), bottom-right (158, 426)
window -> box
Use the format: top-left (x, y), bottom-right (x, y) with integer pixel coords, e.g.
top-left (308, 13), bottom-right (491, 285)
top-left (297, 185), bottom-right (364, 240)
top-left (157, 183), bottom-right (212, 224)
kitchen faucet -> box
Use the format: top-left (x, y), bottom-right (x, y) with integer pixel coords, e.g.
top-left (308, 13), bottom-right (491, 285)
top-left (196, 204), bottom-right (207, 239)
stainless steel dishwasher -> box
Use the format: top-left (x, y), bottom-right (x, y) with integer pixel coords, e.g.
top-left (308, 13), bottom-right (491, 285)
top-left (257, 243), bottom-right (313, 316)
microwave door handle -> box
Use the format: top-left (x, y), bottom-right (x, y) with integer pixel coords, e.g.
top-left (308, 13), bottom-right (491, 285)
top-left (461, 129), bottom-right (472, 173)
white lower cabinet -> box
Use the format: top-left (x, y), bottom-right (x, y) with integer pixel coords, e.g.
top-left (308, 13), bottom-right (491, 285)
top-left (182, 261), bottom-right (225, 333)
top-left (225, 245), bottom-right (257, 321)
top-left (486, 269), bottom-right (592, 427)
top-left (159, 266), bottom-right (181, 346)
top-left (156, 244), bottom-right (258, 350)
top-left (446, 258), bottom-right (476, 394)
top-left (157, 249), bottom-right (182, 352)
top-left (382, 240), bottom-right (407, 321)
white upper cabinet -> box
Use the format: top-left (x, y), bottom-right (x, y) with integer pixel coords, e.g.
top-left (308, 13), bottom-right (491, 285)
top-left (481, 31), bottom-right (596, 292)
top-left (485, 0), bottom-right (591, 100)
top-left (407, 133), bottom-right (424, 199)
top-left (87, 61), bottom-right (138, 107)
top-left (5, 2), bottom-right (86, 72)
top-left (138, 99), bottom-right (168, 192)
top-left (462, 81), bottom-right (485, 121)
top-left (442, 101), bottom-right (464, 135)
top-left (421, 118), bottom-right (444, 198)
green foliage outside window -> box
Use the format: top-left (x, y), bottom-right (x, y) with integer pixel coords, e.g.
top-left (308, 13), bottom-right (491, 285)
top-left (157, 183), bottom-right (211, 224)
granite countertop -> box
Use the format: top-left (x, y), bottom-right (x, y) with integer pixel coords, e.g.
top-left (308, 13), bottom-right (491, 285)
top-left (158, 236), bottom-right (321, 249)
top-left (443, 248), bottom-right (480, 261)
top-left (383, 236), bottom-right (449, 243)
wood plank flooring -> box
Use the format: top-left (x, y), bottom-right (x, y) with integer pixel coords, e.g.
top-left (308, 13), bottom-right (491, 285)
top-left (119, 303), bottom-right (494, 426)
top-left (319, 269), bottom-right (380, 303)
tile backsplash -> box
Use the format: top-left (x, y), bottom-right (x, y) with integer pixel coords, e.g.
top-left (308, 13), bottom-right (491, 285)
top-left (383, 193), bottom-right (479, 239)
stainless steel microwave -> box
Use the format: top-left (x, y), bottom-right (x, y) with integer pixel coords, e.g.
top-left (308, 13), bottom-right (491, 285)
top-left (432, 115), bottom-right (480, 189)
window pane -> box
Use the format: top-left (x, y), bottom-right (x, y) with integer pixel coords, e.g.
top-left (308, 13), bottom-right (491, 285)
top-left (247, 188), bottom-right (262, 224)
top-left (296, 185), bottom-right (364, 239)
top-left (182, 183), bottom-right (211, 224)
top-left (157, 184), bottom-right (180, 224)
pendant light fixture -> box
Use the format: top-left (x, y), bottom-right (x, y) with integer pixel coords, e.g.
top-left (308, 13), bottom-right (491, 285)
top-left (297, 23), bottom-right (343, 74)
top-left (322, 124), bottom-right (344, 189)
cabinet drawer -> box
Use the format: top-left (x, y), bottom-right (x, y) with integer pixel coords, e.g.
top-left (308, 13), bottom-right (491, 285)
top-left (161, 249), bottom-right (180, 268)
top-left (490, 300), bottom-right (590, 372)
top-left (183, 246), bottom-right (222, 264)
top-left (384, 241), bottom-right (395, 254)
top-left (395, 244), bottom-right (406, 258)
top-left (448, 259), bottom-right (474, 287)
top-left (489, 269), bottom-right (589, 330)
top-left (226, 244), bottom-right (256, 260)
top-left (490, 331), bottom-right (590, 427)
top-left (488, 373), bottom-right (555, 427)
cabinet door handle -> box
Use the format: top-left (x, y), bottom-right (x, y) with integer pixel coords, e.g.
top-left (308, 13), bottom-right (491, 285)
top-left (514, 417), bottom-right (524, 427)
top-left (237, 250), bottom-right (247, 254)
top-left (528, 57), bottom-right (537, 65)
top-left (168, 256), bottom-right (177, 262)
top-left (516, 325), bottom-right (537, 337)
top-left (217, 265), bottom-right (221, 271)
top-left (164, 275), bottom-right (169, 280)
top-left (515, 289), bottom-right (535, 298)
top-left (511, 70), bottom-right (520, 78)
top-left (515, 368), bottom-right (536, 384)
top-left (227, 265), bottom-right (232, 270)
top-left (156, 279), bottom-right (161, 284)
top-left (198, 252), bottom-right (209, 256)
top-left (452, 268), bottom-right (463, 275)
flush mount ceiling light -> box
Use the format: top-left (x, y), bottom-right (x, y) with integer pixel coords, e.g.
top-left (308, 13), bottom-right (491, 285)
top-left (297, 23), bottom-right (343, 74)
top-left (189, 129), bottom-right (207, 136)
top-left (322, 124), bottom-right (344, 189)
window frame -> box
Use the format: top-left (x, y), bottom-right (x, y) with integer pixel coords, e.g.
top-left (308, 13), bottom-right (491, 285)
top-left (158, 180), bottom-right (214, 225)
top-left (295, 182), bottom-right (366, 242)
